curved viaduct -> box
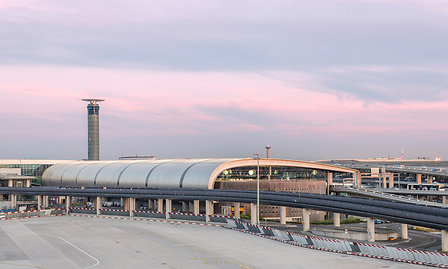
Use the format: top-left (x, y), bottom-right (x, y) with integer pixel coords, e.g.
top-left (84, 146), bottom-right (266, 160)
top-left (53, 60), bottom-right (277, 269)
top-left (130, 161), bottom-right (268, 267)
top-left (2, 187), bottom-right (447, 231)
top-left (4, 158), bottom-right (448, 250)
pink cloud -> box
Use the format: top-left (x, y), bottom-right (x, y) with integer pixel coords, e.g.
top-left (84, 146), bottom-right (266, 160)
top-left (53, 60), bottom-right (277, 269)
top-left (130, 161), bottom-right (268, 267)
top-left (1, 64), bottom-right (448, 139)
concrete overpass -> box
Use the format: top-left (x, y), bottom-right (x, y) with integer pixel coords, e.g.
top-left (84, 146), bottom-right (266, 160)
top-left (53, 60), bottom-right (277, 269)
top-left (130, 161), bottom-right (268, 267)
top-left (331, 186), bottom-right (448, 208)
top-left (330, 162), bottom-right (448, 185)
top-left (2, 186), bottom-right (448, 251)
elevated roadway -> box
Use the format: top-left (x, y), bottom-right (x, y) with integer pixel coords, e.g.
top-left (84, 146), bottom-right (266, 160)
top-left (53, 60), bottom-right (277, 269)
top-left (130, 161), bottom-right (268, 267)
top-left (332, 162), bottom-right (448, 179)
top-left (2, 186), bottom-right (448, 231)
top-left (330, 186), bottom-right (448, 208)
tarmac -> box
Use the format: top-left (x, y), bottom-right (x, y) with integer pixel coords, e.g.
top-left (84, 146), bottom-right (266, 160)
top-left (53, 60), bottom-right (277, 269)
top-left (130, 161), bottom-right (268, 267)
top-left (0, 216), bottom-right (427, 269)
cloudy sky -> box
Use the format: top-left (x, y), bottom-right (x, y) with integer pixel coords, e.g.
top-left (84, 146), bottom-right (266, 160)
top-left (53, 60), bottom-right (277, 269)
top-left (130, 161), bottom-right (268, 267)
top-left (1, 0), bottom-right (448, 161)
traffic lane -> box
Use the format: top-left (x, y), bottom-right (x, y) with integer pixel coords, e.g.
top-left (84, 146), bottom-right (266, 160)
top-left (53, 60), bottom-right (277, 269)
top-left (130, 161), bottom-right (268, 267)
top-left (0, 216), bottom-right (427, 269)
top-left (268, 222), bottom-right (442, 251)
top-left (0, 219), bottom-right (90, 269)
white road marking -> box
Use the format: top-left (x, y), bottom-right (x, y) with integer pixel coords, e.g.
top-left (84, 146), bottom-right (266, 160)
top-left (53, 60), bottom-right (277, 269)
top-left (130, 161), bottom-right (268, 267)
top-left (56, 236), bottom-right (100, 269)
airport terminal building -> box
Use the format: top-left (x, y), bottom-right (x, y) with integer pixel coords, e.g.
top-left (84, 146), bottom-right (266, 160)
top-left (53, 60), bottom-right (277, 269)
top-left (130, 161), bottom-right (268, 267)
top-left (1, 158), bottom-right (359, 220)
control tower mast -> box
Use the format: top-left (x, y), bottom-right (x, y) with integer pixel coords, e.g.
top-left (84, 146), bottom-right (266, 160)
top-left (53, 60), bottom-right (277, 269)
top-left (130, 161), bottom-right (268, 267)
top-left (82, 99), bottom-right (104, 160)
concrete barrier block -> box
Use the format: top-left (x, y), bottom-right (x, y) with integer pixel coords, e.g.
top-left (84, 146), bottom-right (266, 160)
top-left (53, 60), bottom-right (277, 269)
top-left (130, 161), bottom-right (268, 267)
top-left (291, 234), bottom-right (308, 245)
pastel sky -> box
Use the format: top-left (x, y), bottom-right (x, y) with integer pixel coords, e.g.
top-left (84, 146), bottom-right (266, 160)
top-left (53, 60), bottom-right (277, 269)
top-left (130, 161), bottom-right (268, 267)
top-left (1, 0), bottom-right (448, 161)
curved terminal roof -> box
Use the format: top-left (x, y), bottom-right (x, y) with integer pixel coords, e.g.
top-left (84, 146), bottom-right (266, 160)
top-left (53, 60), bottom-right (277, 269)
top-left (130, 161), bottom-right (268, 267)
top-left (42, 158), bottom-right (359, 189)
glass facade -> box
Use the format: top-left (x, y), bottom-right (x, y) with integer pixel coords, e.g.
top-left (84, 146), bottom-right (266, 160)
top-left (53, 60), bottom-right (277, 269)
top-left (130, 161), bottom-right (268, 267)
top-left (0, 164), bottom-right (52, 176)
top-left (0, 164), bottom-right (53, 185)
top-left (216, 166), bottom-right (330, 182)
top-left (87, 104), bottom-right (100, 115)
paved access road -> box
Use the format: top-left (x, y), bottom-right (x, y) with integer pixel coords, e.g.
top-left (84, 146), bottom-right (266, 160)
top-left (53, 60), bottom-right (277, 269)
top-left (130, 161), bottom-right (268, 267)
top-left (0, 216), bottom-right (426, 269)
top-left (269, 221), bottom-right (442, 252)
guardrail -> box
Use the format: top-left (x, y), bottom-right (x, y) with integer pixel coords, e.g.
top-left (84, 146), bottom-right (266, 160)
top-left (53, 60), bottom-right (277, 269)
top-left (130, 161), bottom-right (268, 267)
top-left (0, 208), bottom-right (65, 220)
top-left (225, 219), bottom-right (448, 268)
top-left (331, 186), bottom-right (448, 208)
top-left (68, 207), bottom-right (235, 223)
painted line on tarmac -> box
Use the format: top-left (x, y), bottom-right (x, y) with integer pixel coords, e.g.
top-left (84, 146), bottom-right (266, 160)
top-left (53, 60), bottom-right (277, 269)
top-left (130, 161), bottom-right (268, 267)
top-left (56, 236), bottom-right (100, 269)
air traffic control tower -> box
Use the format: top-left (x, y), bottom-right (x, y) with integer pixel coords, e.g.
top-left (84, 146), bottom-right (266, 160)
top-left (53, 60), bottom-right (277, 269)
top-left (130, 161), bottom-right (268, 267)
top-left (82, 99), bottom-right (104, 160)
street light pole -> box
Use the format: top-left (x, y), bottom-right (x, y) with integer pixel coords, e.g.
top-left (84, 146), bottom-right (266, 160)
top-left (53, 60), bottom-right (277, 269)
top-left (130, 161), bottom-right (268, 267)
top-left (253, 153), bottom-right (260, 226)
top-left (266, 145), bottom-right (271, 180)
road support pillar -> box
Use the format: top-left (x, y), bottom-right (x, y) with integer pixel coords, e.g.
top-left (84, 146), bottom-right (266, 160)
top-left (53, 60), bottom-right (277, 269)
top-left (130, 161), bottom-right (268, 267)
top-left (367, 218), bottom-right (375, 242)
top-left (182, 201), bottom-right (188, 212)
top-left (382, 175), bottom-right (387, 188)
top-left (43, 196), bottom-right (49, 208)
top-left (129, 198), bottom-right (135, 217)
top-left (157, 198), bottom-right (163, 212)
top-left (417, 174), bottom-right (422, 184)
top-left (65, 196), bottom-right (71, 214)
top-left (401, 224), bottom-right (408, 240)
top-left (302, 208), bottom-right (310, 232)
top-left (233, 202), bottom-right (240, 218)
top-left (333, 213), bottom-right (341, 228)
top-left (327, 172), bottom-right (333, 195)
top-left (443, 196), bottom-right (447, 204)
top-left (389, 174), bottom-right (394, 188)
top-left (280, 206), bottom-right (287, 225)
top-left (37, 195), bottom-right (42, 210)
top-left (250, 203), bottom-right (257, 225)
top-left (124, 198), bottom-right (130, 211)
top-left (193, 200), bottom-right (200, 215)
top-left (11, 194), bottom-right (17, 209)
top-left (96, 197), bottom-right (102, 215)
top-left (205, 200), bottom-right (212, 223)
top-left (148, 199), bottom-right (153, 210)
top-left (188, 201), bottom-right (193, 213)
top-left (442, 230), bottom-right (448, 252)
top-left (165, 199), bottom-right (172, 220)
top-left (428, 176), bottom-right (433, 184)
top-left (353, 171), bottom-right (362, 188)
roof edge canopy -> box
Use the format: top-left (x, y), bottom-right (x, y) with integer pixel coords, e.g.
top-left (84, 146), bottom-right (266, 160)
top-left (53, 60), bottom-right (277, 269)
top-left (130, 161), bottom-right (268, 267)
top-left (41, 158), bottom-right (359, 190)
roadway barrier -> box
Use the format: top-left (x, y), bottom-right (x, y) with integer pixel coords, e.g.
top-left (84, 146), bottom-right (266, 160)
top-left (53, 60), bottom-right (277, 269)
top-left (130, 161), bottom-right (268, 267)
top-left (291, 234), bottom-right (309, 245)
top-left (68, 207), bottom-right (237, 224)
top-left (51, 208), bottom-right (65, 215)
top-left (261, 227), bottom-right (275, 237)
top-left (169, 212), bottom-right (205, 222)
top-left (70, 207), bottom-right (96, 214)
top-left (0, 209), bottom-right (65, 220)
top-left (135, 210), bottom-right (166, 219)
top-left (234, 221), bottom-right (247, 230)
top-left (226, 219), bottom-right (238, 228)
top-left (246, 223), bottom-right (262, 234)
top-left (101, 208), bottom-right (130, 216)
top-left (209, 214), bottom-right (231, 223)
top-left (226, 219), bottom-right (448, 268)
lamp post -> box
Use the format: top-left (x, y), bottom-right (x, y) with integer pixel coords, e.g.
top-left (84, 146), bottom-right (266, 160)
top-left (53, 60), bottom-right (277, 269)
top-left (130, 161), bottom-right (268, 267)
top-left (266, 145), bottom-right (271, 180)
top-left (253, 153), bottom-right (260, 226)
